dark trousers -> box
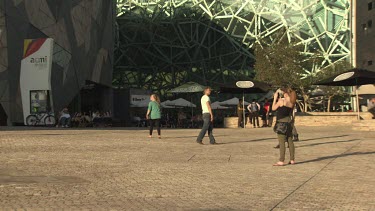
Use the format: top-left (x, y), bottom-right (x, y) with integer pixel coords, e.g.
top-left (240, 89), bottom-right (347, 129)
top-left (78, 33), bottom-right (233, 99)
top-left (149, 119), bottom-right (161, 136)
top-left (238, 112), bottom-right (244, 128)
top-left (196, 113), bottom-right (216, 144)
top-left (59, 117), bottom-right (71, 127)
top-left (248, 112), bottom-right (253, 124)
top-left (267, 115), bottom-right (274, 126)
top-left (251, 111), bottom-right (260, 127)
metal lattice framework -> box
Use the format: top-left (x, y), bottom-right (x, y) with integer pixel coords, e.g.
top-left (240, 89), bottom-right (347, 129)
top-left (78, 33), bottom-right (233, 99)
top-left (116, 0), bottom-right (350, 90)
top-left (114, 7), bottom-right (255, 93)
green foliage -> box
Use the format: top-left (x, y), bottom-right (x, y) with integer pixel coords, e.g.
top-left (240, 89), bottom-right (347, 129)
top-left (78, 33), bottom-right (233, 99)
top-left (254, 37), bottom-right (321, 90)
top-left (254, 35), bottom-right (352, 111)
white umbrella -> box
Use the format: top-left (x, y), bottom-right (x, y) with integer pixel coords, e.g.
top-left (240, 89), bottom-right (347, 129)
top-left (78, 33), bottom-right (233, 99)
top-left (220, 97), bottom-right (249, 106)
top-left (211, 102), bottom-right (229, 110)
top-left (350, 84), bottom-right (375, 95)
top-left (166, 98), bottom-right (196, 108)
top-left (169, 82), bottom-right (205, 93)
top-left (160, 100), bottom-right (175, 108)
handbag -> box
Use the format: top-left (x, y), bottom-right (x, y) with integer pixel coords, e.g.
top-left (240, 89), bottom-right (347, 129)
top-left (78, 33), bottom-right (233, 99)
top-left (273, 122), bottom-right (292, 135)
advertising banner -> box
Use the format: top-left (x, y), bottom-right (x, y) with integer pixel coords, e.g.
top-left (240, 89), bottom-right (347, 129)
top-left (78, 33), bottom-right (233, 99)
top-left (130, 95), bottom-right (150, 107)
top-left (20, 38), bottom-right (54, 124)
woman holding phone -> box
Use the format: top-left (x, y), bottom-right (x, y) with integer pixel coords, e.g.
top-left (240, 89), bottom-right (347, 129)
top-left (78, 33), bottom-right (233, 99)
top-left (272, 88), bottom-right (297, 166)
top-left (146, 94), bottom-right (162, 139)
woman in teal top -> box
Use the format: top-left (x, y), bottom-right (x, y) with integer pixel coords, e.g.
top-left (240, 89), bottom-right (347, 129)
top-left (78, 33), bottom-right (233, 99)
top-left (146, 94), bottom-right (162, 139)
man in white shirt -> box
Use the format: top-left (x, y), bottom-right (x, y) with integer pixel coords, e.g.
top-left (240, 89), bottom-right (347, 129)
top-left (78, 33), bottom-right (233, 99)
top-left (196, 87), bottom-right (216, 145)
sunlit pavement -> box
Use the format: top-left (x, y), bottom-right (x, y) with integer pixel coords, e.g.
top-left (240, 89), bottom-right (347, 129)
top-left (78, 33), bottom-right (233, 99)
top-left (0, 126), bottom-right (374, 210)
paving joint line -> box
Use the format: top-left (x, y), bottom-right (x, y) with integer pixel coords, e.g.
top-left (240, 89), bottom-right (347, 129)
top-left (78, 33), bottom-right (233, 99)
top-left (269, 139), bottom-right (363, 211)
top-left (187, 155), bottom-right (196, 162)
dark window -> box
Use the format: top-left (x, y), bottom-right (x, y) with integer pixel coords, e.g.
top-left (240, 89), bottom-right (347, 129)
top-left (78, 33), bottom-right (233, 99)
top-left (368, 20), bottom-right (373, 28)
top-left (368, 60), bottom-right (373, 66)
top-left (369, 2), bottom-right (373, 10)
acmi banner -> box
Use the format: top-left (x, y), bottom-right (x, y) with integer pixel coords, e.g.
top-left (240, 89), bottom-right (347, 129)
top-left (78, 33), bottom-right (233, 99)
top-left (20, 38), bottom-right (54, 124)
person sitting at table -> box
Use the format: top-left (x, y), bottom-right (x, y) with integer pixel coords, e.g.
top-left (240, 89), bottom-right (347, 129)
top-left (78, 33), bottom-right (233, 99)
top-left (71, 112), bottom-right (82, 127)
top-left (178, 110), bottom-right (187, 127)
top-left (92, 110), bottom-right (102, 127)
top-left (192, 114), bottom-right (203, 128)
top-left (58, 107), bottom-right (71, 128)
top-left (103, 111), bottom-right (112, 127)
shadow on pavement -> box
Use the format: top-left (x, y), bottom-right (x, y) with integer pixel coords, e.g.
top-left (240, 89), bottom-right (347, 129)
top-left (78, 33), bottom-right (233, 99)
top-left (297, 139), bottom-right (360, 148)
top-left (300, 135), bottom-right (349, 142)
top-left (220, 137), bottom-right (277, 145)
top-left (172, 135), bottom-right (229, 139)
top-left (296, 151), bottom-right (375, 165)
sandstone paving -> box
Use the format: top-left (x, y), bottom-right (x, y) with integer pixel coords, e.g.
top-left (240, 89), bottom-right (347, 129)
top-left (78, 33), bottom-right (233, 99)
top-left (0, 126), bottom-right (374, 210)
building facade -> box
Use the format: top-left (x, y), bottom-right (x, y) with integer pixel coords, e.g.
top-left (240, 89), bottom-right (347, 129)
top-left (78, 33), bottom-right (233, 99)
top-left (353, 0), bottom-right (375, 104)
top-left (116, 0), bottom-right (351, 80)
top-left (0, 0), bottom-right (114, 125)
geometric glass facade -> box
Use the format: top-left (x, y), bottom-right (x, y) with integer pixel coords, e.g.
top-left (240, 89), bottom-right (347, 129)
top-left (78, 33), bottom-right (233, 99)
top-left (117, 0), bottom-right (351, 81)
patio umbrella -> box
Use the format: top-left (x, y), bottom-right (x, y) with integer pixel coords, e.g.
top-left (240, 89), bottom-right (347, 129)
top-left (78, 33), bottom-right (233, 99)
top-left (220, 80), bottom-right (270, 128)
top-left (211, 102), bottom-right (230, 110)
top-left (170, 82), bottom-right (206, 93)
top-left (166, 98), bottom-right (196, 108)
top-left (314, 68), bottom-right (375, 119)
top-left (160, 100), bottom-right (175, 108)
top-left (219, 80), bottom-right (271, 94)
top-left (314, 69), bottom-right (375, 86)
top-left (219, 97), bottom-right (250, 106)
top-left (170, 82), bottom-right (205, 117)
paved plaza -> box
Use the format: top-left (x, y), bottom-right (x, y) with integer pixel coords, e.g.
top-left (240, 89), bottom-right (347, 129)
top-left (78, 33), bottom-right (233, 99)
top-left (0, 126), bottom-right (374, 210)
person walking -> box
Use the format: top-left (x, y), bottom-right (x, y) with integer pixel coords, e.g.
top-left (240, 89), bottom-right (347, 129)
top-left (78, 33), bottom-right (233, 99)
top-left (247, 99), bottom-right (260, 128)
top-left (146, 94), bottom-right (162, 139)
top-left (196, 87), bottom-right (216, 145)
top-left (272, 88), bottom-right (296, 166)
top-left (237, 99), bottom-right (246, 128)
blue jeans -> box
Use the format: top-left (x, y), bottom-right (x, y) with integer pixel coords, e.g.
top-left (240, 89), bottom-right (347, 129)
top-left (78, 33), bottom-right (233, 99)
top-left (196, 113), bottom-right (216, 144)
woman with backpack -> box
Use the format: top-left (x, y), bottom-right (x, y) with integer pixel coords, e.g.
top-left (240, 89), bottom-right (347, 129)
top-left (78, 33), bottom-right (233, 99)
top-left (146, 94), bottom-right (162, 139)
top-left (272, 88), bottom-right (297, 166)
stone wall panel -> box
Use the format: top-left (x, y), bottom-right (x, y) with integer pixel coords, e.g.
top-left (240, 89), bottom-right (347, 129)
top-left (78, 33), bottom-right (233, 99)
top-left (0, 0), bottom-right (114, 124)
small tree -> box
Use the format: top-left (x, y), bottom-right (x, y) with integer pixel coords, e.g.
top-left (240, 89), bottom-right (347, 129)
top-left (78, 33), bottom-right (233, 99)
top-left (254, 37), bottom-right (322, 112)
top-left (315, 61), bottom-right (352, 112)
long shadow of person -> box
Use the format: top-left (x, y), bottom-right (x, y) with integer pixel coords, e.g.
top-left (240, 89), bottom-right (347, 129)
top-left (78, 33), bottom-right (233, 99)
top-left (296, 151), bottom-right (375, 165)
top-left (296, 139), bottom-right (359, 148)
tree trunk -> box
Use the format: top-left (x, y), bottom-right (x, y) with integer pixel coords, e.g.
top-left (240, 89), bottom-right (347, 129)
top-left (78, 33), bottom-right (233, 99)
top-left (303, 94), bottom-right (309, 112)
top-left (296, 100), bottom-right (304, 112)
